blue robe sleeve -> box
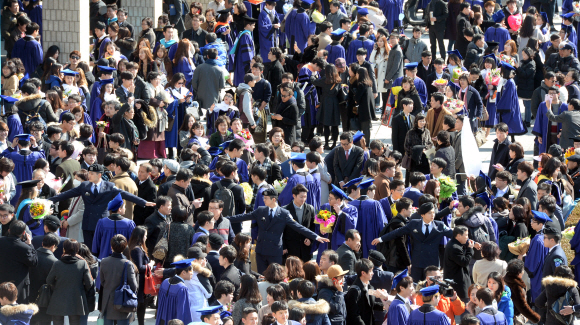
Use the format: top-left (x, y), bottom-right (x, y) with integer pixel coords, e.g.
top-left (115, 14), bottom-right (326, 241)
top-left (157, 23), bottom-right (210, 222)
top-left (306, 176), bottom-right (321, 210)
top-left (209, 156), bottom-right (219, 171)
top-left (237, 159), bottom-right (249, 183)
top-left (532, 102), bottom-right (547, 154)
top-left (331, 205), bottom-right (358, 250)
top-left (379, 197), bottom-right (393, 222)
top-left (415, 78), bottom-right (428, 106)
top-left (92, 219), bottom-right (103, 256)
top-left (358, 200), bottom-right (388, 257)
top-left (174, 58), bottom-right (194, 84)
top-left (278, 176), bottom-right (299, 206)
top-left (7, 115), bottom-right (23, 143)
top-left (21, 206), bottom-right (44, 237)
top-left (563, 0), bottom-right (574, 13)
top-left (387, 301), bottom-right (410, 325)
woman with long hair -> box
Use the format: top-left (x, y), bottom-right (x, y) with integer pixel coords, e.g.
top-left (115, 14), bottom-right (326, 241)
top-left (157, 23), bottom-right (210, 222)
top-left (518, 15), bottom-right (543, 60)
top-left (536, 157), bottom-right (562, 185)
top-left (396, 76), bottom-right (423, 116)
top-left (46, 89), bottom-right (65, 116)
top-left (154, 45), bottom-right (174, 84)
top-left (215, 11), bottom-right (235, 70)
top-left (257, 285), bottom-right (287, 323)
top-left (43, 63), bottom-right (63, 91)
top-left (434, 131), bottom-right (456, 178)
top-left (403, 113), bottom-right (433, 185)
top-left (302, 261), bottom-right (321, 286)
top-left (1, 61), bottom-right (19, 96)
top-left (232, 2), bottom-right (248, 34)
top-left (371, 35), bottom-right (390, 114)
top-left (233, 233), bottom-right (261, 278)
top-left (166, 73), bottom-right (193, 155)
top-left (312, 64), bottom-right (342, 149)
top-left (473, 12), bottom-right (484, 35)
top-left (91, 81), bottom-right (115, 125)
top-left (178, 113), bottom-right (197, 149)
top-left (232, 275), bottom-right (263, 325)
top-left (202, 9), bottom-right (217, 32)
top-left (15, 180), bottom-right (44, 236)
top-left (37, 48), bottom-right (59, 80)
top-left (128, 226), bottom-right (150, 325)
top-left (293, 35), bottom-right (319, 64)
top-left (286, 256), bottom-right (306, 282)
top-left (137, 97), bottom-right (166, 159)
top-left (116, 27), bottom-right (136, 59)
top-left (103, 41), bottom-right (122, 68)
top-left (353, 67), bottom-right (375, 144)
top-left (173, 39), bottom-right (195, 85)
top-left (500, 40), bottom-right (519, 67)
top-left (487, 272), bottom-right (514, 325)
top-left (130, 38), bottom-right (152, 63)
top-left (138, 47), bottom-right (159, 79)
top-left (424, 179), bottom-right (441, 203)
top-left (209, 115), bottom-right (235, 147)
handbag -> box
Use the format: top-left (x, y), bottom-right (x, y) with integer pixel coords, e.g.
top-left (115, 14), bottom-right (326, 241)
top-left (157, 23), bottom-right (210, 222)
top-left (114, 262), bottom-right (138, 313)
top-left (401, 154), bottom-right (412, 169)
top-left (165, 116), bottom-right (175, 132)
top-left (480, 106), bottom-right (489, 122)
top-left (349, 117), bottom-right (360, 131)
top-left (144, 265), bottom-right (159, 296)
top-left (337, 84), bottom-right (347, 104)
top-left (152, 223), bottom-right (170, 261)
top-left (474, 128), bottom-right (487, 147)
top-left (36, 284), bottom-right (52, 308)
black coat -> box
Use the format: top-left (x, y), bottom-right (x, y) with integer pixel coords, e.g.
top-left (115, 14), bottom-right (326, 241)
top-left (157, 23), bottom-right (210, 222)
top-left (29, 247), bottom-right (57, 323)
top-left (0, 236), bottom-right (38, 303)
top-left (220, 264), bottom-right (242, 301)
top-left (516, 59), bottom-right (536, 99)
top-left (443, 237), bottom-right (473, 300)
top-left (391, 113), bottom-right (414, 154)
top-left (134, 177), bottom-right (157, 226)
top-left (207, 251), bottom-right (226, 281)
top-left (313, 77), bottom-right (342, 126)
top-left (535, 276), bottom-right (580, 325)
top-left (455, 12), bottom-right (472, 58)
top-left (190, 178), bottom-right (212, 220)
top-left (381, 213), bottom-right (412, 270)
top-left (143, 210), bottom-right (169, 258)
top-left (130, 246), bottom-right (150, 302)
top-left (336, 243), bottom-right (357, 276)
top-left (488, 138), bottom-right (512, 180)
top-left (417, 63), bottom-right (435, 82)
top-left (275, 97), bottom-right (299, 145)
top-left (183, 28), bottom-right (208, 48)
top-left (265, 60), bottom-right (285, 95)
top-left (31, 235), bottom-right (66, 259)
top-left (283, 202), bottom-right (316, 262)
top-left (434, 145), bottom-right (456, 179)
top-left (354, 83), bottom-right (374, 123)
top-left (344, 277), bottom-right (383, 325)
top-left (424, 0), bottom-right (448, 30)
top-left (396, 89), bottom-right (423, 116)
top-left (542, 245), bottom-right (568, 278)
top-left (333, 145), bottom-right (365, 185)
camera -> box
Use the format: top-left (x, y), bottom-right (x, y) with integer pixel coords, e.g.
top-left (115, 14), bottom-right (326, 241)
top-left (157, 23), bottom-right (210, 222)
top-left (428, 277), bottom-right (456, 297)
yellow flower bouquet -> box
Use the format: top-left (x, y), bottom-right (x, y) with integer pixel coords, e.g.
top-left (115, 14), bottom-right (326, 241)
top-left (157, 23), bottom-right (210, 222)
top-left (315, 210), bottom-right (336, 234)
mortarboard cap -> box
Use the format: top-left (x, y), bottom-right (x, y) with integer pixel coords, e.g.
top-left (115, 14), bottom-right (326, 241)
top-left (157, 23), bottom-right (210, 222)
top-left (217, 9), bottom-right (231, 15)
top-left (420, 285), bottom-right (440, 297)
top-left (500, 61), bottom-right (516, 71)
top-left (561, 12), bottom-right (575, 19)
top-left (331, 29), bottom-right (347, 37)
top-left (107, 193), bottom-right (124, 211)
top-left (171, 258), bottom-right (195, 269)
top-left (482, 53), bottom-right (498, 65)
top-left (330, 184), bottom-right (350, 200)
top-left (219, 140), bottom-right (233, 149)
top-left (197, 305), bottom-right (224, 316)
top-left (486, 41), bottom-right (499, 49)
top-left (540, 12), bottom-right (549, 23)
top-left (16, 179), bottom-right (40, 189)
top-left (357, 7), bottom-right (369, 15)
top-left (301, 0), bottom-right (315, 5)
top-left (15, 134), bottom-right (33, 141)
top-left (97, 65), bottom-right (116, 73)
top-left (479, 170), bottom-right (492, 191)
top-left (391, 269), bottom-right (408, 290)
top-left (531, 210), bottom-right (551, 224)
top-left (220, 310), bottom-right (232, 319)
top-left (243, 14), bottom-right (258, 22)
top-left (419, 202), bottom-right (435, 215)
top-left (448, 82), bottom-right (461, 92)
top-left (353, 131), bottom-right (364, 143)
top-left (562, 24), bottom-right (573, 34)
top-left (208, 147), bottom-right (224, 156)
top-left (357, 178), bottom-right (374, 189)
top-left (447, 49), bottom-right (463, 60)
top-left (61, 69), bottom-right (79, 76)
top-left (476, 191), bottom-right (492, 208)
top-left (404, 62), bottom-right (419, 70)
top-left (88, 164), bottom-right (105, 173)
top-left (492, 10), bottom-right (505, 23)
top-left (290, 152), bottom-right (307, 163)
top-left (343, 176), bottom-right (364, 188)
top-left (100, 78), bottom-right (114, 85)
top-left (0, 95), bottom-right (19, 103)
top-left (567, 154), bottom-right (580, 163)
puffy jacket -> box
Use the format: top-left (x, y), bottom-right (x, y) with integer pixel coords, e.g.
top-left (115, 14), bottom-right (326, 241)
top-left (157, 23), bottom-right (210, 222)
top-left (15, 93), bottom-right (58, 126)
top-left (454, 206), bottom-right (496, 260)
top-left (200, 40), bottom-right (227, 67)
top-left (186, 262), bottom-right (213, 322)
top-left (289, 298), bottom-right (332, 325)
top-left (498, 286), bottom-right (515, 325)
top-left (316, 275), bottom-right (347, 325)
top-left (516, 59), bottom-right (536, 99)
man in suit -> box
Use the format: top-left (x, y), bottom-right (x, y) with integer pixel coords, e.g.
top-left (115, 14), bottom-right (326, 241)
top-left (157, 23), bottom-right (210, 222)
top-left (183, 14), bottom-right (208, 47)
top-left (425, 58), bottom-right (451, 99)
top-left (455, 3), bottom-right (472, 58)
top-left (81, 146), bottom-right (98, 170)
top-left (144, 196), bottom-right (172, 258)
top-left (210, 161), bottom-right (246, 234)
top-left (333, 132), bottom-right (365, 186)
top-left (424, 0), bottom-right (448, 60)
top-left (372, 202), bottom-right (453, 281)
top-left (115, 72), bottom-right (135, 104)
top-left (384, 34), bottom-right (404, 90)
top-left (134, 163), bottom-right (158, 226)
top-left (336, 229), bottom-right (361, 275)
top-left (283, 184), bottom-right (316, 263)
top-left (0, 220), bottom-right (37, 303)
top-left (228, 188), bottom-right (329, 273)
top-left (54, 141), bottom-right (81, 216)
top-left (516, 161), bottom-right (538, 211)
top-left (345, 259), bottom-right (385, 325)
top-left (29, 233), bottom-right (58, 324)
top-left (31, 215), bottom-right (66, 259)
top-left (49, 164), bottom-right (155, 247)
top-left (391, 98), bottom-right (414, 154)
top-left (416, 51), bottom-right (434, 82)
top-left (491, 171), bottom-right (515, 200)
top-left (443, 225), bottom-right (474, 301)
top-left (206, 234), bottom-right (226, 280)
top-left (542, 225), bottom-right (568, 278)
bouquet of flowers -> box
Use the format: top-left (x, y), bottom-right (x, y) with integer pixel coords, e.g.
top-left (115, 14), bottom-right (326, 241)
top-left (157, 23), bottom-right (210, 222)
top-left (443, 98), bottom-right (465, 113)
top-left (438, 175), bottom-right (457, 201)
top-left (565, 147), bottom-right (576, 164)
top-left (240, 182), bottom-right (254, 206)
top-left (273, 179), bottom-right (288, 193)
top-left (498, 54), bottom-right (515, 67)
top-left (235, 129), bottom-right (255, 153)
top-left (508, 236), bottom-right (531, 255)
top-left (96, 121), bottom-right (109, 129)
top-left (451, 68), bottom-right (464, 84)
top-left (573, 1), bottom-right (580, 14)
top-left (563, 226), bottom-right (576, 240)
top-left (29, 199), bottom-right (52, 220)
top-left (315, 210), bottom-right (337, 234)
top-left (485, 68), bottom-right (501, 86)
top-left (562, 227), bottom-right (576, 263)
top-left (432, 79), bottom-right (448, 92)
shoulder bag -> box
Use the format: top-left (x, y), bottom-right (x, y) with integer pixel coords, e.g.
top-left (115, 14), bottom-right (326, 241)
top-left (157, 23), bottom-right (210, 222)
top-left (336, 83), bottom-right (348, 104)
top-left (152, 222), bottom-right (171, 261)
top-left (113, 261), bottom-right (138, 313)
top-left (143, 264), bottom-right (159, 296)
top-left (35, 284), bottom-right (52, 308)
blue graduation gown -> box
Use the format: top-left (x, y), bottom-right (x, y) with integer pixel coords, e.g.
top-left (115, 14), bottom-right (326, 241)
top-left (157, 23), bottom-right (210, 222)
top-left (154, 40), bottom-right (178, 61)
top-left (570, 223), bottom-right (580, 282)
top-left (24, 5), bottom-right (42, 37)
top-left (408, 305), bottom-right (451, 325)
top-left (484, 25), bottom-right (511, 52)
top-left (45, 75), bottom-right (61, 90)
top-left (351, 197), bottom-right (388, 257)
top-left (2, 149), bottom-right (45, 206)
top-left (496, 79), bottom-right (526, 135)
top-left (326, 43), bottom-right (346, 67)
top-left (285, 9), bottom-right (310, 53)
top-left (484, 89), bottom-right (499, 127)
top-left (387, 299), bottom-right (411, 325)
top-left (280, 159), bottom-right (293, 178)
top-left (346, 37), bottom-right (375, 65)
top-left (7, 114), bottom-right (23, 143)
top-left (298, 66), bottom-right (320, 126)
top-left (173, 58), bottom-right (195, 85)
top-left (563, 23), bottom-right (578, 45)
top-left (378, 197), bottom-right (394, 222)
top-left (278, 171), bottom-right (321, 209)
top-left (11, 36), bottom-right (43, 77)
top-left (18, 204), bottom-right (44, 237)
top-left (477, 310), bottom-right (508, 325)
top-left (156, 278), bottom-right (194, 325)
top-left (232, 31), bottom-right (255, 86)
top-left (209, 156), bottom-right (249, 183)
top-left (390, 76), bottom-right (428, 107)
top-left (563, 0), bottom-right (574, 13)
top-left (532, 102), bottom-right (567, 154)
top-left (525, 231), bottom-right (549, 302)
top-left (380, 0), bottom-right (404, 33)
top-left (313, 203), bottom-right (358, 262)
top-left (216, 25), bottom-right (235, 70)
top-left (92, 216), bottom-right (136, 259)
top-left (90, 97), bottom-right (104, 132)
top-left (258, 10), bottom-right (278, 62)
top-left (164, 99), bottom-right (180, 148)
top-left (209, 173), bottom-right (224, 183)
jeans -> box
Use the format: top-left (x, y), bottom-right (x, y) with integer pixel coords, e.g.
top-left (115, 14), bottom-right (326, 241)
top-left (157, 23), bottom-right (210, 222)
top-left (53, 315), bottom-right (82, 325)
top-left (104, 319), bottom-right (131, 325)
top-left (447, 39), bottom-right (456, 52)
top-left (522, 99), bottom-right (532, 123)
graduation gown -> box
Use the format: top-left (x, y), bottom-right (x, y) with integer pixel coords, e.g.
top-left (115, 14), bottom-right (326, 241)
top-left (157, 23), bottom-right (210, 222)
top-left (525, 231), bottom-right (549, 302)
top-left (564, 23), bottom-right (578, 46)
top-left (484, 25), bottom-right (511, 52)
top-left (209, 155), bottom-right (249, 183)
top-left (258, 9), bottom-right (279, 63)
top-left (232, 31), bottom-right (255, 86)
top-left (7, 114), bottom-right (23, 143)
top-left (570, 222), bottom-right (580, 283)
top-left (164, 98), bottom-right (180, 148)
top-left (156, 277), bottom-right (194, 325)
top-left (89, 79), bottom-right (105, 123)
top-left (388, 297), bottom-right (412, 325)
top-left (173, 58), bottom-right (195, 85)
top-left (351, 196), bottom-right (388, 257)
top-left (215, 24), bottom-right (235, 70)
top-left (496, 79), bottom-right (526, 136)
top-left (91, 215), bottom-right (136, 260)
top-left (278, 171), bottom-right (321, 209)
top-left (381, 0), bottom-right (404, 33)
top-left (16, 201), bottom-right (43, 237)
top-left (97, 37), bottom-right (112, 60)
top-left (298, 65), bottom-right (320, 127)
top-left (285, 9), bottom-right (310, 54)
top-left (484, 86), bottom-right (499, 128)
top-left (390, 76), bottom-right (429, 107)
top-left (24, 5), bottom-right (43, 37)
top-left (346, 37), bottom-right (375, 65)
top-left (313, 203), bottom-right (358, 262)
top-left (2, 149), bottom-right (45, 206)
top-left (11, 36), bottom-right (43, 77)
top-left (378, 196), bottom-right (394, 222)
top-left (408, 304), bottom-right (451, 325)
top-left (476, 308), bottom-right (508, 325)
top-left (532, 102), bottom-right (567, 154)
top-left (326, 43), bottom-right (346, 65)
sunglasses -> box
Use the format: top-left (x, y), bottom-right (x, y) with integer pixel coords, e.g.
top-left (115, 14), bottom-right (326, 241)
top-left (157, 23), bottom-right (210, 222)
top-left (71, 56), bottom-right (80, 60)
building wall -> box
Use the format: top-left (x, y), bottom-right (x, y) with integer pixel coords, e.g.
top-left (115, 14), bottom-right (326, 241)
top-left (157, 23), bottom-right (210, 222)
top-left (124, 0), bottom-right (163, 37)
top-left (42, 0), bottom-right (90, 62)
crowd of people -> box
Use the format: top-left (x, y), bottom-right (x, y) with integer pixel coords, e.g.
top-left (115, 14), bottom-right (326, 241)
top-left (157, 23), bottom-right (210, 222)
top-left (3, 0), bottom-right (580, 324)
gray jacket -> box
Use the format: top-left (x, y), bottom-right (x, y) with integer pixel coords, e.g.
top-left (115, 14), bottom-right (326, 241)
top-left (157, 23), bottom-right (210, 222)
top-left (100, 254), bottom-right (138, 321)
top-left (404, 38), bottom-right (428, 64)
top-left (435, 145), bottom-right (456, 179)
top-left (191, 62), bottom-right (226, 108)
top-left (327, 11), bottom-right (348, 30)
top-left (453, 131), bottom-right (466, 181)
top-left (518, 177), bottom-right (538, 210)
top-left (384, 44), bottom-right (404, 88)
top-left (46, 255), bottom-right (93, 316)
top-left (545, 109), bottom-right (580, 150)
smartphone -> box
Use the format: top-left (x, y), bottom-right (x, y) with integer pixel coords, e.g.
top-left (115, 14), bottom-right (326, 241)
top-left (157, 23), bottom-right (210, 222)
top-left (199, 197), bottom-right (204, 202)
top-left (545, 94), bottom-right (553, 102)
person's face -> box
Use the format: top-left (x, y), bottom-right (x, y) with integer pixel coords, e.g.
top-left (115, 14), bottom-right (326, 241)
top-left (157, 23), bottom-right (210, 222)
top-left (0, 210), bottom-right (13, 226)
top-left (340, 139), bottom-right (353, 151)
top-left (356, 54), bottom-right (366, 63)
top-left (390, 185), bottom-right (404, 200)
top-left (88, 171), bottom-right (102, 183)
top-left (274, 310), bottom-right (289, 325)
top-left (566, 71), bottom-right (574, 84)
top-left (418, 118), bottom-right (426, 128)
top-left (32, 172), bottom-right (45, 189)
top-left (399, 282), bottom-right (415, 298)
top-left (206, 11), bottom-right (215, 21)
top-left (29, 128), bottom-right (43, 141)
top-left (319, 253), bottom-right (333, 271)
top-left (209, 202), bottom-right (223, 219)
top-left (251, 67), bottom-right (261, 77)
top-left (164, 27), bottom-right (174, 40)
top-left (487, 278), bottom-right (499, 293)
top-left (425, 270), bottom-right (442, 286)
top-left (104, 83), bottom-right (113, 94)
top-left (402, 81), bottom-right (411, 92)
top-left (83, 153), bottom-right (96, 166)
top-left (495, 176), bottom-right (507, 189)
top-left (137, 166), bottom-right (150, 181)
top-left (362, 268), bottom-right (374, 282)
top-left (105, 104), bottom-right (117, 117)
top-left (242, 312), bottom-right (259, 325)
top-left (422, 55), bottom-right (432, 66)
top-left (456, 230), bottom-right (469, 244)
top-left (9, 2), bottom-right (18, 13)
top-left (74, 112), bottom-right (83, 123)
top-left (504, 43), bottom-right (512, 53)
top-left (159, 201), bottom-right (172, 215)
top-left (430, 97), bottom-right (440, 109)
top-left (281, 90), bottom-right (292, 103)
top-left (413, 30), bottom-right (421, 39)
top-left (346, 233), bottom-right (361, 251)
top-left (0, 128), bottom-right (8, 141)
top-left (422, 209), bottom-right (435, 223)
top-left (108, 27), bottom-right (117, 38)
top-left (293, 191), bottom-right (308, 207)
top-left (63, 119), bottom-right (76, 131)
top-left (430, 163), bottom-right (443, 176)
top-left (496, 130), bottom-right (507, 142)
top-left (107, 7), bottom-right (116, 18)
top-left (139, 49), bottom-right (147, 60)
top-left (292, 146), bottom-right (301, 153)
top-left (272, 132), bottom-right (283, 144)
top-left (389, 36), bottom-right (398, 46)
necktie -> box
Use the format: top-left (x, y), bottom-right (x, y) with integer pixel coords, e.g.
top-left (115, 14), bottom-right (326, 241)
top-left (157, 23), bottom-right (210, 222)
top-left (346, 151), bottom-right (349, 160)
top-left (269, 209), bottom-right (273, 220)
top-left (93, 185), bottom-right (98, 195)
top-left (425, 224), bottom-right (430, 237)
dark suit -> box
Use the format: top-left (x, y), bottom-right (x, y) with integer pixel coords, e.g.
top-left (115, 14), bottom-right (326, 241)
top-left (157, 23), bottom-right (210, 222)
top-left (0, 236), bottom-right (38, 303)
top-left (336, 243), bottom-right (358, 275)
top-left (459, 85), bottom-right (483, 132)
top-left (426, 72), bottom-right (451, 98)
top-left (443, 237), bottom-right (473, 300)
top-left (228, 205), bottom-right (319, 273)
top-left (391, 113), bottom-right (414, 154)
top-left (115, 87), bottom-right (134, 104)
top-left (345, 277), bottom-right (384, 325)
top-left (220, 264), bottom-right (242, 301)
top-left (183, 28), bottom-right (208, 47)
top-left (324, 147), bottom-right (338, 184)
top-left (417, 63), bottom-right (435, 82)
top-left (31, 234), bottom-right (66, 259)
top-left (424, 0), bottom-right (448, 60)
top-left (283, 202), bottom-right (316, 263)
top-left (207, 251), bottom-right (226, 281)
top-left (455, 12), bottom-right (472, 58)
top-left (29, 247), bottom-right (57, 324)
top-left (488, 138), bottom-right (511, 180)
top-left (49, 180), bottom-right (147, 247)
top-left (333, 145), bottom-right (364, 185)
top-left (134, 178), bottom-right (158, 226)
top-left (144, 210), bottom-right (169, 258)
top-left (542, 245), bottom-right (568, 278)
top-left (379, 219), bottom-right (453, 281)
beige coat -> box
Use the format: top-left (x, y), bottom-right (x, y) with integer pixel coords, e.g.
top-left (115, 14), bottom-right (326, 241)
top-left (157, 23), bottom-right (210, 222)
top-left (111, 172), bottom-right (138, 220)
top-left (472, 258), bottom-right (507, 287)
top-left (1, 75), bottom-right (19, 96)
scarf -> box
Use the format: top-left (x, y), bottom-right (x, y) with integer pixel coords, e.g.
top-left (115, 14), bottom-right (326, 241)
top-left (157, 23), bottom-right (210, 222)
top-left (108, 17), bottom-right (118, 24)
top-left (229, 30), bottom-right (251, 55)
top-left (160, 39), bottom-right (177, 48)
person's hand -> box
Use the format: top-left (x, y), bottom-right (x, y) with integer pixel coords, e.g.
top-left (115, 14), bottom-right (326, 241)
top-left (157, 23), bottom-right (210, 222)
top-left (209, 103), bottom-right (215, 112)
top-left (283, 249), bottom-right (288, 254)
top-left (558, 132), bottom-right (561, 139)
top-left (304, 238), bottom-right (311, 246)
top-left (339, 181), bottom-right (345, 187)
top-left (404, 59), bottom-right (410, 63)
top-left (99, 131), bottom-right (107, 139)
top-left (193, 198), bottom-right (203, 209)
top-left (474, 242), bottom-right (482, 250)
top-left (316, 236), bottom-right (330, 243)
top-left (294, 43), bottom-right (301, 54)
top-left (273, 23), bottom-right (280, 29)
top-left (191, 144), bottom-right (200, 151)
top-left (251, 124), bottom-right (256, 129)
top-left (11, 137), bottom-right (18, 148)
top-left (133, 140), bottom-right (140, 145)
top-left (450, 291), bottom-right (458, 301)
top-left (384, 80), bottom-right (390, 85)
top-left (468, 239), bottom-right (475, 248)
top-left (561, 306), bottom-right (575, 315)
top-left (374, 93), bottom-right (378, 99)
top-left (430, 17), bottom-right (436, 22)
top-left (432, 136), bottom-right (438, 143)
top-left (61, 220), bottom-right (68, 229)
top-left (494, 164), bottom-right (504, 171)
top-left (371, 238), bottom-right (381, 246)
top-left (449, 200), bottom-right (458, 209)
top-left (224, 28), bottom-right (231, 34)
top-left (30, 136), bottom-right (37, 147)
top-left (272, 114), bottom-right (282, 120)
top-left (24, 232), bottom-right (32, 245)
top-left (179, 97), bottom-right (186, 103)
top-left (327, 179), bottom-right (332, 184)
top-left (145, 202), bottom-right (156, 207)
top-left (154, 268), bottom-right (164, 277)
top-left (424, 27), bottom-right (429, 32)
top-left (128, 84), bottom-right (135, 93)
top-left (333, 203), bottom-right (342, 215)
top-left (148, 260), bottom-right (155, 267)
top-left (538, 136), bottom-right (543, 144)
top-left (518, 254), bottom-right (525, 260)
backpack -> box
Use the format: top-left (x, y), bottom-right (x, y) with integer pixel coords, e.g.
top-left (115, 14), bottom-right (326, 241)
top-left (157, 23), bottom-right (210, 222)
top-left (467, 215), bottom-right (490, 260)
top-left (23, 99), bottom-right (47, 132)
top-left (550, 288), bottom-right (575, 325)
top-left (215, 182), bottom-right (237, 217)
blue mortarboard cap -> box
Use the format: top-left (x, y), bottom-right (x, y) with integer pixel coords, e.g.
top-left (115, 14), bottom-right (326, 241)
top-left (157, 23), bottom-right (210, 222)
top-left (447, 49), bottom-right (463, 60)
top-left (208, 147), bottom-right (224, 156)
top-left (404, 62), bottom-right (419, 70)
top-left (476, 191), bottom-right (492, 208)
top-left (220, 310), bottom-right (232, 319)
top-left (482, 54), bottom-right (498, 65)
top-left (330, 184), bottom-right (350, 200)
top-left (531, 210), bottom-right (551, 224)
top-left (562, 24), bottom-right (573, 33)
top-left (107, 193), bottom-right (124, 211)
top-left (219, 140), bottom-right (233, 149)
top-left (343, 176), bottom-right (364, 188)
top-left (97, 65), bottom-right (116, 73)
top-left (61, 69), bottom-right (79, 76)
top-left (357, 178), bottom-right (374, 189)
top-left (197, 305), bottom-right (223, 316)
top-left (353, 131), bottom-right (364, 143)
top-left (492, 10), bottom-right (505, 23)
top-left (357, 7), bottom-right (369, 15)
top-left (302, 0), bottom-right (314, 4)
top-left (290, 152), bottom-right (307, 163)
top-left (479, 170), bottom-right (491, 190)
top-left (540, 12), bottom-right (549, 23)
top-left (543, 181), bottom-right (562, 205)
top-left (420, 285), bottom-right (440, 297)
top-left (561, 12), bottom-right (575, 19)
top-left (15, 134), bottom-right (33, 141)
top-left (448, 82), bottom-right (461, 92)
top-left (391, 269), bottom-right (408, 290)
top-left (0, 95), bottom-right (19, 103)
top-left (171, 258), bottom-right (195, 269)
top-left (331, 29), bottom-right (347, 37)
top-left (100, 78), bottom-right (114, 85)
top-left (500, 61), bottom-right (516, 71)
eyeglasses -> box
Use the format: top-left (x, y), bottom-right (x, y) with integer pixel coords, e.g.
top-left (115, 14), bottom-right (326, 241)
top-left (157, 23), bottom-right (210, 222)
top-left (30, 130), bottom-right (42, 134)
top-left (281, 94), bottom-right (291, 98)
top-left (71, 56), bottom-right (80, 60)
top-left (0, 214), bottom-right (11, 219)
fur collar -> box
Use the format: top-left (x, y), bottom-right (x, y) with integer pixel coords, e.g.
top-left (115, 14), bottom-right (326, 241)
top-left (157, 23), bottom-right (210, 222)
top-left (141, 106), bottom-right (158, 129)
top-left (542, 276), bottom-right (578, 288)
top-left (192, 176), bottom-right (212, 186)
top-left (0, 303), bottom-right (39, 316)
top-left (316, 274), bottom-right (334, 287)
top-left (191, 262), bottom-right (212, 278)
top-left (288, 299), bottom-right (330, 315)
top-left (15, 93), bottom-right (42, 105)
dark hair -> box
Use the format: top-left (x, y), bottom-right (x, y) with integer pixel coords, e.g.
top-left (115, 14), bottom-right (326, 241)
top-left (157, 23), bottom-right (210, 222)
top-left (517, 161), bottom-right (534, 177)
top-left (396, 276), bottom-right (414, 293)
top-left (302, 261), bottom-right (321, 285)
top-left (291, 183), bottom-right (309, 196)
top-left (410, 172), bottom-right (426, 186)
top-left (481, 241), bottom-right (500, 261)
top-left (215, 280), bottom-right (235, 299)
top-left (541, 157), bottom-right (562, 178)
top-left (453, 225), bottom-right (468, 238)
top-left (238, 274), bottom-right (262, 304)
top-left (171, 206), bottom-right (189, 223)
top-left (322, 250), bottom-right (339, 264)
top-left (286, 256), bottom-right (305, 280)
top-left (539, 195), bottom-right (557, 214)
top-left (0, 282), bottom-right (18, 302)
top-left (219, 245), bottom-right (237, 263)
top-left (111, 234), bottom-right (128, 253)
top-left (508, 142), bottom-right (524, 159)
top-left (63, 238), bottom-right (81, 255)
top-left (395, 197), bottom-right (413, 212)
top-left (554, 265), bottom-right (575, 279)
top-left (354, 258), bottom-right (373, 277)
top-left (356, 67), bottom-right (373, 87)
top-left (197, 211), bottom-right (214, 227)
top-left (128, 226), bottom-right (148, 255)
top-left (242, 307), bottom-right (258, 319)
top-left (263, 263), bottom-right (287, 283)
top-left (506, 258), bottom-right (524, 276)
top-left (271, 301), bottom-right (289, 313)
top-left (42, 233), bottom-right (60, 248)
top-left (487, 272), bottom-right (504, 302)
top-left (476, 288), bottom-right (495, 305)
